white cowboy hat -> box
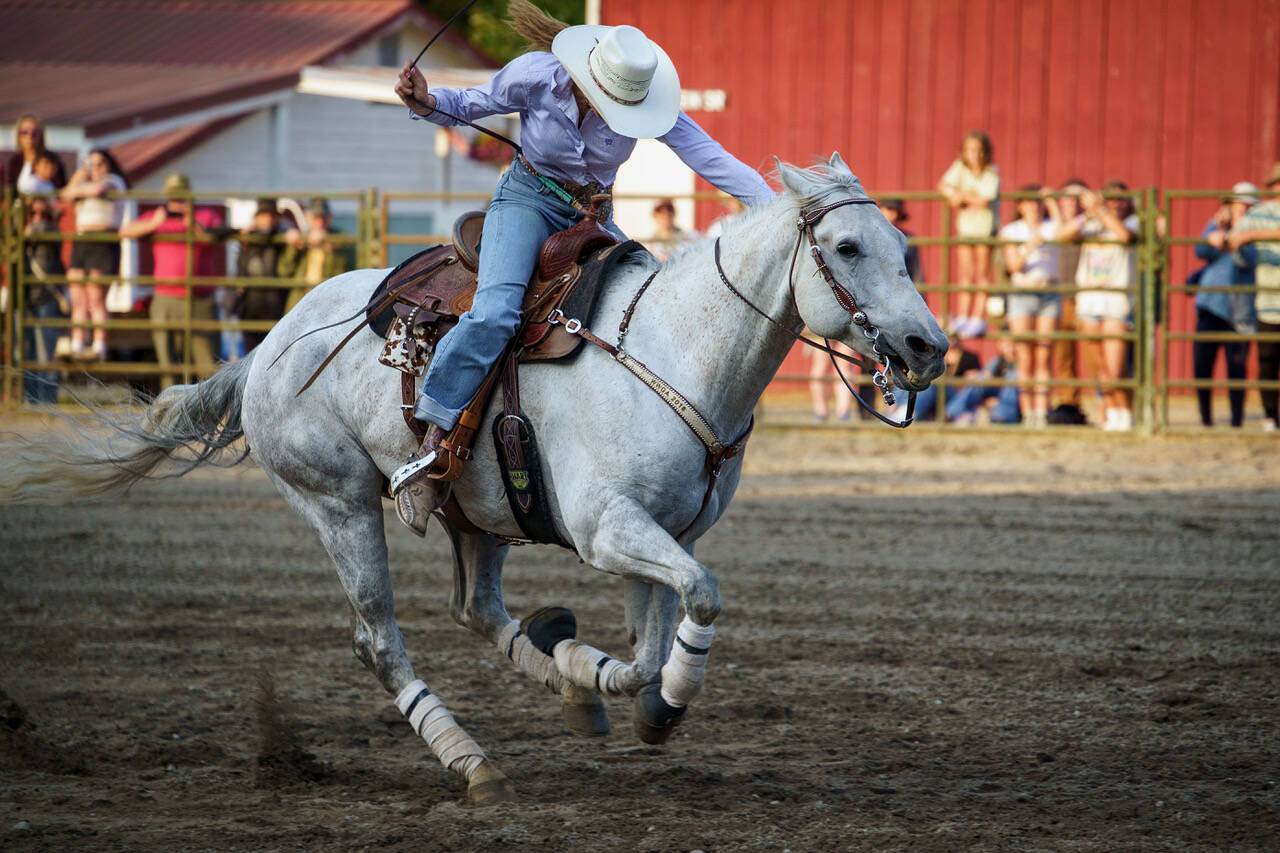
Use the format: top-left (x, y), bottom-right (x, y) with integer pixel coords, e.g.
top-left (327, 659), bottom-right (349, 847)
top-left (552, 24), bottom-right (680, 139)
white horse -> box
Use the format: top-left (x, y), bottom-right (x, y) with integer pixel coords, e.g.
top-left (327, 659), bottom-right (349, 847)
top-left (0, 155), bottom-right (946, 803)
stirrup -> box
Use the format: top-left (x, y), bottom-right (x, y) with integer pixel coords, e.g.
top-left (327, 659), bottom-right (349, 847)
top-left (390, 450), bottom-right (439, 495)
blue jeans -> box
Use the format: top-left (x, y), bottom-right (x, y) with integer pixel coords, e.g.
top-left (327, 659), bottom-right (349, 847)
top-left (945, 380), bottom-right (1021, 423)
top-left (24, 296), bottom-right (63, 405)
top-left (413, 159), bottom-right (623, 430)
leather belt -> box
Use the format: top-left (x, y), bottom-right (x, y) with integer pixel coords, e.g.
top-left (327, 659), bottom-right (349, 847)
top-left (518, 155), bottom-right (612, 212)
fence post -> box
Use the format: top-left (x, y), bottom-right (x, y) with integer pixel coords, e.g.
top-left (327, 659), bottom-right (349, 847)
top-left (1159, 189), bottom-right (1175, 431)
top-left (937, 199), bottom-right (952, 420)
top-left (1134, 186), bottom-right (1156, 434)
top-left (369, 187), bottom-right (381, 269)
top-left (1, 187), bottom-right (14, 408)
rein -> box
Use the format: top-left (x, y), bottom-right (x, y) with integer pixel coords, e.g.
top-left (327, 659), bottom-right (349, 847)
top-left (714, 197), bottom-right (916, 428)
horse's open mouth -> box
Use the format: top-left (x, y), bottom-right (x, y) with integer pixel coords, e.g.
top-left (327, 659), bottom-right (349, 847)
top-left (882, 347), bottom-right (932, 393)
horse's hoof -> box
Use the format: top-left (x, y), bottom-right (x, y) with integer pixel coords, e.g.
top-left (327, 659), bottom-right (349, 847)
top-left (633, 683), bottom-right (685, 745)
top-left (467, 760), bottom-right (517, 805)
top-left (520, 605), bottom-right (576, 656)
top-left (562, 684), bottom-right (610, 736)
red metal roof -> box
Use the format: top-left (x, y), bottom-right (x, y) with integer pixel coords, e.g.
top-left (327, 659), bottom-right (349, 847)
top-left (2, 0), bottom-right (423, 69)
top-left (0, 0), bottom-right (495, 131)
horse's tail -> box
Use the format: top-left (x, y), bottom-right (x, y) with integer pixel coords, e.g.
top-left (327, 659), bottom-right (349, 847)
top-left (0, 350), bottom-right (256, 505)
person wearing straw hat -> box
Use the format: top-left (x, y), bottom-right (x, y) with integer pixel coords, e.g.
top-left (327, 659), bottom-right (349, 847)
top-left (390, 0), bottom-right (773, 493)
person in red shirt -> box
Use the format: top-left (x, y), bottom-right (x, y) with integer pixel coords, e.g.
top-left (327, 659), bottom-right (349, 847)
top-left (119, 173), bottom-right (224, 389)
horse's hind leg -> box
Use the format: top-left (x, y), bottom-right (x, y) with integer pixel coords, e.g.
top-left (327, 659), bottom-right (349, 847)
top-left (438, 521), bottom-right (610, 735)
top-left (266, 476), bottom-right (513, 802)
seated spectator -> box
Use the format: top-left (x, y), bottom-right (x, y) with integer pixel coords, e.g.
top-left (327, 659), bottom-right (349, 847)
top-left (1059, 180), bottom-right (1139, 431)
top-left (119, 173), bottom-right (223, 390)
top-left (7, 115), bottom-right (67, 194)
top-left (61, 148), bottom-right (129, 361)
top-left (1190, 183), bottom-right (1259, 428)
top-left (235, 198), bottom-right (287, 351)
top-left (1230, 163), bottom-right (1280, 430)
top-left (279, 198), bottom-right (351, 312)
top-left (647, 198), bottom-right (698, 262)
top-left (946, 338), bottom-right (1020, 425)
top-left (22, 195), bottom-right (68, 404)
top-left (999, 184), bottom-right (1062, 428)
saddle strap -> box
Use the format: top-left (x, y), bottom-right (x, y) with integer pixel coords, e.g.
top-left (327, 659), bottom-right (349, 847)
top-left (401, 372), bottom-right (427, 442)
top-left (560, 320), bottom-right (742, 459)
top-left (550, 314), bottom-right (752, 542)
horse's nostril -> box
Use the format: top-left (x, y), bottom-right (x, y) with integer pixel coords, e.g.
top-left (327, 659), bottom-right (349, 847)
top-left (904, 334), bottom-right (934, 357)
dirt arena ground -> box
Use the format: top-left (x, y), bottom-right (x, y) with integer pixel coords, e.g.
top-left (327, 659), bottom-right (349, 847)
top-left (1, 422), bottom-right (1277, 851)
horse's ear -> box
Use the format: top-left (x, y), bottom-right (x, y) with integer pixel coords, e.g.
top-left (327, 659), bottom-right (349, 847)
top-left (828, 151), bottom-right (852, 176)
top-left (775, 158), bottom-right (819, 197)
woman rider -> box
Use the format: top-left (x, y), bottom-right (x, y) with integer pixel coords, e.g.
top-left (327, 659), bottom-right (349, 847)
top-left (390, 1), bottom-right (773, 494)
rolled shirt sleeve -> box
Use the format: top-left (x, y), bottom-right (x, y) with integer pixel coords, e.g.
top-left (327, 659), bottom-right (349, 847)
top-left (659, 112), bottom-right (774, 206)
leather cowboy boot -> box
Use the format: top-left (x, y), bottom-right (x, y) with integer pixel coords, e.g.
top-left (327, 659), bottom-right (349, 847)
top-left (391, 424), bottom-right (448, 537)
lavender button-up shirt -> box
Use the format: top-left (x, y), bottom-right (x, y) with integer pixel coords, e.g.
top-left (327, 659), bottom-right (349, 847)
top-left (413, 51), bottom-right (774, 206)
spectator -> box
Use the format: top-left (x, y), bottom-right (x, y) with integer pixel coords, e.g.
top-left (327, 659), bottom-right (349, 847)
top-left (6, 115), bottom-right (67, 193)
top-left (235, 198), bottom-right (287, 351)
top-left (1230, 163), bottom-right (1280, 431)
top-left (61, 148), bottom-right (129, 360)
top-left (647, 198), bottom-right (697, 262)
top-left (1189, 183), bottom-right (1259, 428)
top-left (279, 198), bottom-right (351, 312)
top-left (945, 338), bottom-right (1020, 425)
top-left (938, 130), bottom-right (999, 338)
top-left (1060, 180), bottom-right (1139, 431)
top-left (22, 152), bottom-right (63, 195)
top-left (1051, 179), bottom-right (1089, 409)
top-left (119, 173), bottom-right (223, 390)
top-left (877, 198), bottom-right (922, 281)
top-left (999, 184), bottom-right (1061, 427)
top-left (22, 195), bottom-right (67, 403)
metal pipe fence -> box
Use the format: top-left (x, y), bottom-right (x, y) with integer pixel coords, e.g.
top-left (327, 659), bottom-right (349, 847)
top-left (3, 183), bottom-right (1276, 433)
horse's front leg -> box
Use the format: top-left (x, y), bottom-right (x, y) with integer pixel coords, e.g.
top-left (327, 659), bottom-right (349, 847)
top-left (573, 496), bottom-right (722, 744)
top-left (439, 519), bottom-right (612, 736)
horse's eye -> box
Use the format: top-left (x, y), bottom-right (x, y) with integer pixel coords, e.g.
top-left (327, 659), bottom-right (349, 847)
top-left (836, 241), bottom-right (860, 258)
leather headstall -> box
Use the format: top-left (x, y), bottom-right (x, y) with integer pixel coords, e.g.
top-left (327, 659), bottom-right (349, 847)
top-left (721, 195), bottom-right (918, 428)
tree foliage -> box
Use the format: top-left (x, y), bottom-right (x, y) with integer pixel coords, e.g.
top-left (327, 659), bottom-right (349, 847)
top-left (417, 0), bottom-right (585, 64)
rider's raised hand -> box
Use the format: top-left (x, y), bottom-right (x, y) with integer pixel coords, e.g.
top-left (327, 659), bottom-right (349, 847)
top-left (396, 61), bottom-right (435, 116)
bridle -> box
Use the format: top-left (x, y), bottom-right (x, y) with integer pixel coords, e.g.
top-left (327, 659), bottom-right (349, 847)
top-left (714, 196), bottom-right (917, 428)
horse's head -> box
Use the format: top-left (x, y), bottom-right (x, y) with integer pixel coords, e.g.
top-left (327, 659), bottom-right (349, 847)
top-left (776, 153), bottom-right (948, 392)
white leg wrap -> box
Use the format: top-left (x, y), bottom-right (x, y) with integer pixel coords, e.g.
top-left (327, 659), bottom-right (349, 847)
top-left (496, 619), bottom-right (566, 694)
top-left (553, 640), bottom-right (631, 696)
top-left (660, 617), bottom-right (715, 709)
top-left (395, 680), bottom-right (485, 779)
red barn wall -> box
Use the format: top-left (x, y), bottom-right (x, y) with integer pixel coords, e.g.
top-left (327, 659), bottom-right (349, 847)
top-left (603, 0), bottom-right (1280, 387)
